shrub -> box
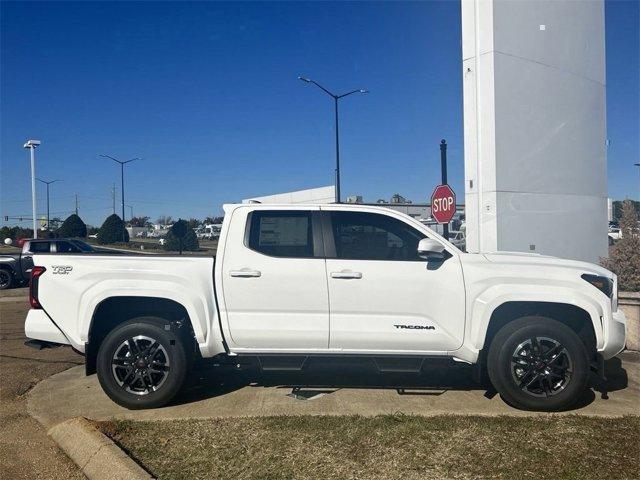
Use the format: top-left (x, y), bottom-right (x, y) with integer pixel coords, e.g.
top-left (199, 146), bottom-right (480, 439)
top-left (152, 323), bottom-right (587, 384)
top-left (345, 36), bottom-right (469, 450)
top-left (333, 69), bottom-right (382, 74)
top-left (97, 214), bottom-right (129, 244)
top-left (601, 200), bottom-right (640, 292)
top-left (57, 214), bottom-right (87, 238)
top-left (163, 219), bottom-right (199, 252)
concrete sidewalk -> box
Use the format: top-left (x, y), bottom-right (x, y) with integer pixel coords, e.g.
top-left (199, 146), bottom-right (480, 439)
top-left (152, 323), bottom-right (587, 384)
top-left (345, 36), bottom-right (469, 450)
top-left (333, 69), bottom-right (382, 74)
top-left (28, 352), bottom-right (640, 428)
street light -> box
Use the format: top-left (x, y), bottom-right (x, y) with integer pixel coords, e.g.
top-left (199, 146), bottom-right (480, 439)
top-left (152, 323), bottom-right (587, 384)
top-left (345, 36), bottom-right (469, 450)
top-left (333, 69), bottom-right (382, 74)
top-left (23, 139), bottom-right (42, 238)
top-left (37, 178), bottom-right (61, 231)
top-left (298, 76), bottom-right (368, 203)
top-left (100, 155), bottom-right (140, 239)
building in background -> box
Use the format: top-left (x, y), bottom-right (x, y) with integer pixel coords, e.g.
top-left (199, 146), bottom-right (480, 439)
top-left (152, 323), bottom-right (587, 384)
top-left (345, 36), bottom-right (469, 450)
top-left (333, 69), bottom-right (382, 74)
top-left (242, 185), bottom-right (335, 205)
top-left (462, 0), bottom-right (607, 262)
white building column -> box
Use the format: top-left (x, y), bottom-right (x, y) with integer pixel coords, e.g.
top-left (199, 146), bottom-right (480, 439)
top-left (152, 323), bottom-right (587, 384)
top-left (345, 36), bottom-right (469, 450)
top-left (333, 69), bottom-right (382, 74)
top-left (461, 0), bottom-right (608, 262)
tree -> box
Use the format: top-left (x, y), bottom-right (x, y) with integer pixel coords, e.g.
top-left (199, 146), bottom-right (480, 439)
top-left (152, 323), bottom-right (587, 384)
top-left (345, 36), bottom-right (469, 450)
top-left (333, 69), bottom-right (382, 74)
top-left (186, 218), bottom-right (201, 229)
top-left (203, 216), bottom-right (223, 225)
top-left (97, 214), bottom-right (129, 244)
top-left (602, 199), bottom-right (640, 292)
top-left (156, 216), bottom-right (173, 226)
top-left (612, 200), bottom-right (640, 225)
top-left (163, 219), bottom-right (199, 252)
top-left (129, 216), bottom-right (151, 228)
top-left (57, 214), bottom-right (87, 238)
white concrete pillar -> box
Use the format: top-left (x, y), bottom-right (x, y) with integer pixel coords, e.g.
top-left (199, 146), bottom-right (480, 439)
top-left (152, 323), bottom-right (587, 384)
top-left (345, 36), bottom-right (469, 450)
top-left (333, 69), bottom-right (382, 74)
top-left (461, 0), bottom-right (608, 262)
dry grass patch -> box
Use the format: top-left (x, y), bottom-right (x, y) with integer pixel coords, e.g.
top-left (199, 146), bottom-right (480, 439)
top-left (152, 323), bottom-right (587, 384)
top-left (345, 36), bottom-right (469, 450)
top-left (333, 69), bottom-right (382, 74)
top-left (102, 414), bottom-right (640, 480)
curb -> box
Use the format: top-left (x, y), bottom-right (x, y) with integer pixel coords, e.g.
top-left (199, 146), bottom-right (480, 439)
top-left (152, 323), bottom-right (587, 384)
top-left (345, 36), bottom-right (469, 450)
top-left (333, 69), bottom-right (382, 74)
top-left (48, 417), bottom-right (153, 480)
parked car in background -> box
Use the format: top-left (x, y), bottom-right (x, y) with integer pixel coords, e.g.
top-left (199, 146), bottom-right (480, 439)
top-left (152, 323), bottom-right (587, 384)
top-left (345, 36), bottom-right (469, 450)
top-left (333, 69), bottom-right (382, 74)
top-left (0, 238), bottom-right (95, 289)
top-left (448, 230), bottom-right (466, 250)
top-left (608, 226), bottom-right (622, 242)
top-left (196, 224), bottom-right (222, 240)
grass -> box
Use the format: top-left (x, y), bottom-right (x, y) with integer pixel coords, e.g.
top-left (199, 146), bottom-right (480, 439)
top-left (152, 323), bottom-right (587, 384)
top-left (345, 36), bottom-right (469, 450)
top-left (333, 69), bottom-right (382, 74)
top-left (101, 414), bottom-right (640, 480)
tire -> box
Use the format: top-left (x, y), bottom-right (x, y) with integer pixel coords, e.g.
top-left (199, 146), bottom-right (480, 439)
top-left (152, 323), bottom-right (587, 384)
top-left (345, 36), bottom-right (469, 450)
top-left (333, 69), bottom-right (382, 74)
top-left (487, 316), bottom-right (589, 411)
top-left (0, 269), bottom-right (14, 290)
top-left (96, 317), bottom-right (190, 409)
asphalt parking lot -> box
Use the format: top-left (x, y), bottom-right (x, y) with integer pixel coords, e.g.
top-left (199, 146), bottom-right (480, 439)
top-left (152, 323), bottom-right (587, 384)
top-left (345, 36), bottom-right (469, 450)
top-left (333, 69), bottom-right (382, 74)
top-left (2, 286), bottom-right (639, 479)
top-left (0, 289), bottom-right (83, 480)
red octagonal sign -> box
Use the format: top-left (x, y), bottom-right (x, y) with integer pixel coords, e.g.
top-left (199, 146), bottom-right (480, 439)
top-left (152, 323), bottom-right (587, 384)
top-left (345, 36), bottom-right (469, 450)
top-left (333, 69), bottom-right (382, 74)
top-left (430, 184), bottom-right (456, 224)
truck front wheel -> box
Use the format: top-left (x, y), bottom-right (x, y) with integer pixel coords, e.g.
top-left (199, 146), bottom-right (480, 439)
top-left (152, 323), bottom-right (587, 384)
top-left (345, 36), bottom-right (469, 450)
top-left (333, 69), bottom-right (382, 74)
top-left (0, 269), bottom-right (14, 290)
top-left (96, 317), bottom-right (190, 409)
top-left (487, 316), bottom-right (590, 411)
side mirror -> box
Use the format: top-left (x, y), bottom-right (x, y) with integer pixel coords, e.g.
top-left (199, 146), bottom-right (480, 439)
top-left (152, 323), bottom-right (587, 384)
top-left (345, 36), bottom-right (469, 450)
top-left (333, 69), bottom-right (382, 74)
top-left (417, 238), bottom-right (447, 261)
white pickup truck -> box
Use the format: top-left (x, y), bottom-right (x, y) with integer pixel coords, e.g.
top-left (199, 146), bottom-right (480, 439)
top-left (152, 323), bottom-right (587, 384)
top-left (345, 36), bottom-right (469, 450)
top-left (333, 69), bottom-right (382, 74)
top-left (25, 203), bottom-right (626, 411)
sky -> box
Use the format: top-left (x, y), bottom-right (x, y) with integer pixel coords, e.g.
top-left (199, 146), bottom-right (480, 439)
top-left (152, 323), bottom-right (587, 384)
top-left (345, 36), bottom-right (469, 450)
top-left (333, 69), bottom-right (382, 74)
top-left (1, 1), bottom-right (638, 227)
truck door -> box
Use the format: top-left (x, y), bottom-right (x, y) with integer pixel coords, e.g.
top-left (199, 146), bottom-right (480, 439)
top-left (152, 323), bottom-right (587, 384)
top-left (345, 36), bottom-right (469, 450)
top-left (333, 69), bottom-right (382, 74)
top-left (323, 209), bottom-right (465, 352)
top-left (220, 208), bottom-right (329, 350)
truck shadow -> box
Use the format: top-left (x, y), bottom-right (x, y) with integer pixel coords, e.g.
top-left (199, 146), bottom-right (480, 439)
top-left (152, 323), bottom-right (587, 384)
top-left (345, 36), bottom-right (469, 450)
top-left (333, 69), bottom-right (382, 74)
top-left (174, 356), bottom-right (628, 412)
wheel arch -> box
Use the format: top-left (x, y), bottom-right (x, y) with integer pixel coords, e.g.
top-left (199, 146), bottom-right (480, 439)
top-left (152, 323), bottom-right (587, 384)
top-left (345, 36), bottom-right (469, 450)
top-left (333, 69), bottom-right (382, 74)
top-left (480, 301), bottom-right (598, 360)
top-left (85, 296), bottom-right (196, 375)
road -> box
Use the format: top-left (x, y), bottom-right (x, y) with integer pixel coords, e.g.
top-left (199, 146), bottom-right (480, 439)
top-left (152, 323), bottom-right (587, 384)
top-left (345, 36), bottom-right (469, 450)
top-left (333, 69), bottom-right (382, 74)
top-left (0, 288), bottom-right (84, 480)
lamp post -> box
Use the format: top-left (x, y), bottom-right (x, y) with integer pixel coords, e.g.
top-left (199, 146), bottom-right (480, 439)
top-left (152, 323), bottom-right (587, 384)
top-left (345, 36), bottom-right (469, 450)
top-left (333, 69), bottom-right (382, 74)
top-left (37, 178), bottom-right (61, 231)
top-left (298, 76), bottom-right (368, 203)
top-left (100, 155), bottom-right (140, 240)
top-left (23, 140), bottom-right (42, 238)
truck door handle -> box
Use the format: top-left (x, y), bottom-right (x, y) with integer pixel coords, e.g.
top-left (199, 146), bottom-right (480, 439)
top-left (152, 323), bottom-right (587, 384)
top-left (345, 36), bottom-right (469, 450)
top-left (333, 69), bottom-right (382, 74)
top-left (330, 270), bottom-right (362, 279)
top-left (229, 269), bottom-right (262, 278)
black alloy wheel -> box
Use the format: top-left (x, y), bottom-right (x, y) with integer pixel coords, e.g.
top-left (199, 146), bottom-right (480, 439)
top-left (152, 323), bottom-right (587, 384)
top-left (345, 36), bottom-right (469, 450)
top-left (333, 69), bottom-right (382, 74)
top-left (96, 317), bottom-right (190, 409)
top-left (487, 316), bottom-right (590, 411)
top-left (0, 269), bottom-right (13, 290)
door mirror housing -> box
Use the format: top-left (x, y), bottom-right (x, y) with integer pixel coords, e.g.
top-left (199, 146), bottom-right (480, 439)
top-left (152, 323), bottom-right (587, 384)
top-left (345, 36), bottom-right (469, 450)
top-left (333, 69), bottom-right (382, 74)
top-left (417, 238), bottom-right (447, 261)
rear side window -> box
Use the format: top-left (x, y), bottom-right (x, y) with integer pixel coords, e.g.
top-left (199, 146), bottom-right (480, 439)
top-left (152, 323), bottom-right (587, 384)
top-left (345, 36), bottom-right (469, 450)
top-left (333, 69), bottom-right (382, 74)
top-left (248, 211), bottom-right (314, 258)
top-left (330, 211), bottom-right (426, 261)
top-left (56, 241), bottom-right (81, 253)
top-left (29, 242), bottom-right (51, 253)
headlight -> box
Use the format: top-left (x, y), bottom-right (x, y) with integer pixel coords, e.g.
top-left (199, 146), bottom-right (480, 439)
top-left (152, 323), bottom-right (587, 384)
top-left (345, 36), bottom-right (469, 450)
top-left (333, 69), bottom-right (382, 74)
top-left (581, 274), bottom-right (613, 297)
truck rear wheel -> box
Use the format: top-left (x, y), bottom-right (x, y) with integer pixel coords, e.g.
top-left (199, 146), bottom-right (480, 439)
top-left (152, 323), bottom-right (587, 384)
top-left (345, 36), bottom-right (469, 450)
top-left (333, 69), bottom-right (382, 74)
top-left (96, 317), bottom-right (190, 409)
top-left (487, 316), bottom-right (589, 411)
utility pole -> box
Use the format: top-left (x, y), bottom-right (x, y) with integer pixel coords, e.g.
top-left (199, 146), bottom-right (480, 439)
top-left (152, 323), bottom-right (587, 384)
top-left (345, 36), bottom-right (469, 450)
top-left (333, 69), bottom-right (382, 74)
top-left (23, 140), bottom-right (41, 238)
top-left (36, 178), bottom-right (60, 232)
top-left (75, 194), bottom-right (79, 215)
top-left (298, 76), bottom-right (368, 203)
top-left (440, 139), bottom-right (449, 240)
top-left (101, 154), bottom-right (140, 241)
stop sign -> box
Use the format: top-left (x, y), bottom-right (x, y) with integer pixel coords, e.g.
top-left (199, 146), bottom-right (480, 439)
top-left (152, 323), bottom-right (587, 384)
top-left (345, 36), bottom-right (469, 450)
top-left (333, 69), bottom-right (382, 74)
top-left (430, 184), bottom-right (456, 224)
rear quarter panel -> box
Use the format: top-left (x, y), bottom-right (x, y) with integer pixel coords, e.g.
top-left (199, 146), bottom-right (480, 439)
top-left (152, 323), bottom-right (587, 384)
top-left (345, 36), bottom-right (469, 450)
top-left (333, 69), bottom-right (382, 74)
top-left (34, 254), bottom-right (224, 356)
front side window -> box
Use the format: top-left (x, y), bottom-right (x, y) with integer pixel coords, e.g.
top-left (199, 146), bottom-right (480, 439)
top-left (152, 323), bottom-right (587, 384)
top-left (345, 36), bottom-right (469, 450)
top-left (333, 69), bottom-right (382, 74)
top-left (248, 211), bottom-right (314, 258)
top-left (56, 241), bottom-right (81, 253)
top-left (330, 211), bottom-right (426, 261)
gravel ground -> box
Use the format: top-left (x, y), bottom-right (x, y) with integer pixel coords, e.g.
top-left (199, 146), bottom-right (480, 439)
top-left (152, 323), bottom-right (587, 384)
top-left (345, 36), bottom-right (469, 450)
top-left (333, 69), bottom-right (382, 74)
top-left (0, 289), bottom-right (84, 480)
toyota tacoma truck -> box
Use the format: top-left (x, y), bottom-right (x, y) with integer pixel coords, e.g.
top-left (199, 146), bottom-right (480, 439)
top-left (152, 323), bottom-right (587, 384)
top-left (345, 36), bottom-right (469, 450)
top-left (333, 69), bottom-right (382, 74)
top-left (24, 203), bottom-right (626, 411)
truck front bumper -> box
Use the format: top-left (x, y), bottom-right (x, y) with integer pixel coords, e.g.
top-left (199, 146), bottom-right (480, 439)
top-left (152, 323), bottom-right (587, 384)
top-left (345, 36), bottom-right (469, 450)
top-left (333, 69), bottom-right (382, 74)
top-left (599, 308), bottom-right (627, 360)
top-left (25, 309), bottom-right (70, 346)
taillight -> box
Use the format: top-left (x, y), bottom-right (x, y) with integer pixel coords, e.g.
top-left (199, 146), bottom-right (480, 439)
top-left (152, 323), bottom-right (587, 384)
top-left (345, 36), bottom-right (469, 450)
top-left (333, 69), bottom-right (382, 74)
top-left (29, 266), bottom-right (46, 309)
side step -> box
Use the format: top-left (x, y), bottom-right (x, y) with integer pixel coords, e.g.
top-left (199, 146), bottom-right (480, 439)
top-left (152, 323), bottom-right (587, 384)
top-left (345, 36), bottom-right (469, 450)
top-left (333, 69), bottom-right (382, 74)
top-left (24, 339), bottom-right (61, 350)
top-left (372, 357), bottom-right (424, 373)
top-left (258, 356), bottom-right (308, 372)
